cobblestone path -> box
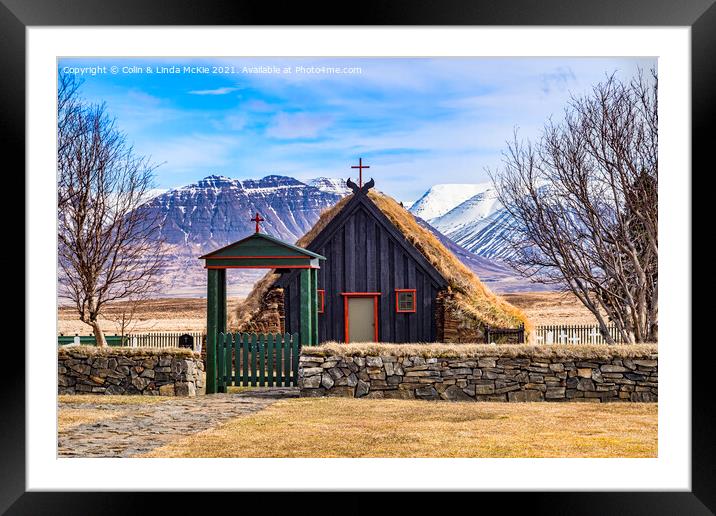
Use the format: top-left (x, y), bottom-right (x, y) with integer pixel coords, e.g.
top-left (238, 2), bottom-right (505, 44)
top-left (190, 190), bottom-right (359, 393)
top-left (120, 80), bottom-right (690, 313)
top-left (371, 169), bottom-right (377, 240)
top-left (58, 388), bottom-right (298, 457)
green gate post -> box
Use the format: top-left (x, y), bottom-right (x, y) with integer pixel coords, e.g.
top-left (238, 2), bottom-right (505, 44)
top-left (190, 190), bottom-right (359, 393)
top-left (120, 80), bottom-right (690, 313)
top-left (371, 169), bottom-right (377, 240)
top-left (206, 268), bottom-right (227, 394)
top-left (299, 269), bottom-right (312, 346)
top-left (310, 268), bottom-right (319, 345)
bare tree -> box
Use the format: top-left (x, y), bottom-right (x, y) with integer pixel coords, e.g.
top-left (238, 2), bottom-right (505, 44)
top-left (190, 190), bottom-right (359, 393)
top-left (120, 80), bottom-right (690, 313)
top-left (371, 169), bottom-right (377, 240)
top-left (57, 74), bottom-right (166, 346)
top-left (490, 69), bottom-right (657, 343)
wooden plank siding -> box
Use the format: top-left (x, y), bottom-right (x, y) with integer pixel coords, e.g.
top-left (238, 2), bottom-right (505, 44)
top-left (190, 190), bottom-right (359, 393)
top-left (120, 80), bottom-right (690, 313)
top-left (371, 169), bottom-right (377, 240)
top-left (275, 195), bottom-right (448, 343)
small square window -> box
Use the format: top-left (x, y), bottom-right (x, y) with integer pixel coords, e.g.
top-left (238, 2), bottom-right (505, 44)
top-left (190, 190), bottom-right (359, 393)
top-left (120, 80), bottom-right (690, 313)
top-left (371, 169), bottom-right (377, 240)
top-left (395, 289), bottom-right (416, 313)
top-left (317, 290), bottom-right (325, 314)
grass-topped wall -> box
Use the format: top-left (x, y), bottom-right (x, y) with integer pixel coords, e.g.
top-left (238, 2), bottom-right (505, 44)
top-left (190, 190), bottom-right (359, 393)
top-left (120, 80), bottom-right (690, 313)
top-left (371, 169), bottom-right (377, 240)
top-left (58, 345), bottom-right (205, 396)
top-left (299, 343), bottom-right (657, 402)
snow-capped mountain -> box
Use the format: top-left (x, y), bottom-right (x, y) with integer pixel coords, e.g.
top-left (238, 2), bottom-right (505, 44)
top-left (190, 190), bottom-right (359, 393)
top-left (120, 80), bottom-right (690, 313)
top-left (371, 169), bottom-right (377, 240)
top-left (448, 207), bottom-right (517, 261)
top-left (429, 188), bottom-right (502, 235)
top-left (409, 183), bottom-right (492, 221)
top-left (308, 177), bottom-right (352, 196)
top-left (410, 182), bottom-right (520, 262)
top-left (139, 174), bottom-right (344, 296)
top-left (142, 174), bottom-right (342, 248)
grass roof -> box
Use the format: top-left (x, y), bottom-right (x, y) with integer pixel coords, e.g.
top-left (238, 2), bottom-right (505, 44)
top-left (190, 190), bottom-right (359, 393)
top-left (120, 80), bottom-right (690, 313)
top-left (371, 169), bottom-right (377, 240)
top-left (232, 190), bottom-right (531, 334)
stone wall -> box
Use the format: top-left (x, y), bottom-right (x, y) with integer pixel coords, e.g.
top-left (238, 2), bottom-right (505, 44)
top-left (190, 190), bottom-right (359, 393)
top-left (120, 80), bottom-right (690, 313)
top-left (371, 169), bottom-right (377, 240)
top-left (238, 287), bottom-right (285, 334)
top-left (58, 346), bottom-right (205, 396)
top-left (435, 289), bottom-right (486, 343)
top-left (298, 344), bottom-right (657, 402)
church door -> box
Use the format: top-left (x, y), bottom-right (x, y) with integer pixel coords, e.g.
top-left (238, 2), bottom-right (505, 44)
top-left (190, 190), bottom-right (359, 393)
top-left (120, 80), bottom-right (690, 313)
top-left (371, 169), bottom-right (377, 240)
top-left (343, 294), bottom-right (379, 342)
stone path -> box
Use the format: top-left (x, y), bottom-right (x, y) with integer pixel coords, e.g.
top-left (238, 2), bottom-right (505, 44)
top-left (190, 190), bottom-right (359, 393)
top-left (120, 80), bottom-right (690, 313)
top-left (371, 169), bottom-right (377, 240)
top-left (58, 388), bottom-right (298, 457)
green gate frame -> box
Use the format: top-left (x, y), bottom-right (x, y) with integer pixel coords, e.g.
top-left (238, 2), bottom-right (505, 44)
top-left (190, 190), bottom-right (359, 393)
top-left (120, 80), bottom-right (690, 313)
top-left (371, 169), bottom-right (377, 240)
top-left (199, 231), bottom-right (325, 394)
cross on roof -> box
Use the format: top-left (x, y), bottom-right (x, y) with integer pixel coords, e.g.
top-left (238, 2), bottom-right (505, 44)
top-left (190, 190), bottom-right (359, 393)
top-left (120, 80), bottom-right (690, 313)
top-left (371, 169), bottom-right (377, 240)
top-left (251, 212), bottom-right (265, 233)
top-left (351, 157), bottom-right (370, 187)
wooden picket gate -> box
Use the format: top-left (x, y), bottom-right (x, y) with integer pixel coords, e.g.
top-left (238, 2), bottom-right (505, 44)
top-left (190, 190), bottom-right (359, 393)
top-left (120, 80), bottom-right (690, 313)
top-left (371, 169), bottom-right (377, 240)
top-left (212, 332), bottom-right (301, 392)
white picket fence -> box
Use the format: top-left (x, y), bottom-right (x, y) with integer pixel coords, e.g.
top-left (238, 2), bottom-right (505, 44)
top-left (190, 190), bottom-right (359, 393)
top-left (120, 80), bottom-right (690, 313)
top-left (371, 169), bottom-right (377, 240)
top-left (59, 331), bottom-right (205, 352)
top-left (534, 324), bottom-right (625, 345)
top-left (128, 332), bottom-right (204, 352)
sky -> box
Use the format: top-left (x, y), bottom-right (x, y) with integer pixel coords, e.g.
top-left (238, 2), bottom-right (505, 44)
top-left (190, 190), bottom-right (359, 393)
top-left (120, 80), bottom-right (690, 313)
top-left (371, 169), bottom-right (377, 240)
top-left (57, 57), bottom-right (656, 202)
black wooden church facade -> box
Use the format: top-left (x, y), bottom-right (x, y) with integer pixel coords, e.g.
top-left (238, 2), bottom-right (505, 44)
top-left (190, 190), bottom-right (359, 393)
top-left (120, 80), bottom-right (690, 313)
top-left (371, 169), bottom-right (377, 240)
top-left (272, 180), bottom-right (449, 343)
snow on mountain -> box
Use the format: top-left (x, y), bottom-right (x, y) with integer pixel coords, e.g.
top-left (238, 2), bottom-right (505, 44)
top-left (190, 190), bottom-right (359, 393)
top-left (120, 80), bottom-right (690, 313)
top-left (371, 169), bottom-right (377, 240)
top-left (409, 183), bottom-right (492, 221)
top-left (429, 188), bottom-right (502, 235)
top-left (308, 177), bottom-right (352, 196)
top-left (449, 208), bottom-right (517, 261)
top-left (139, 174), bottom-right (343, 296)
top-left (143, 174), bottom-right (340, 247)
top-left (410, 182), bottom-right (521, 263)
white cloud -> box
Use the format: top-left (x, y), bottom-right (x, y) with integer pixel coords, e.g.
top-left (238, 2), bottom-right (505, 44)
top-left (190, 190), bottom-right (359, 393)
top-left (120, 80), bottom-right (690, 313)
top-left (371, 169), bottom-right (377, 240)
top-left (188, 87), bottom-right (241, 95)
top-left (266, 112), bottom-right (333, 139)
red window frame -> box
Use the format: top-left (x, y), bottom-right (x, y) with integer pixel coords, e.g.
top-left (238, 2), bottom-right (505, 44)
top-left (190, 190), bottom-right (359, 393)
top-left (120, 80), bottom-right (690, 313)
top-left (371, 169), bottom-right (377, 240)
top-left (317, 289), bottom-right (325, 314)
top-left (341, 292), bottom-right (380, 342)
top-left (395, 289), bottom-right (417, 313)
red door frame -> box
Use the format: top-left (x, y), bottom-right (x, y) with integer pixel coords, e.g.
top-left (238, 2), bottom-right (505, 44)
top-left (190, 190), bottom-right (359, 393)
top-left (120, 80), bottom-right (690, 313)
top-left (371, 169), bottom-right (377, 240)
top-left (341, 292), bottom-right (380, 343)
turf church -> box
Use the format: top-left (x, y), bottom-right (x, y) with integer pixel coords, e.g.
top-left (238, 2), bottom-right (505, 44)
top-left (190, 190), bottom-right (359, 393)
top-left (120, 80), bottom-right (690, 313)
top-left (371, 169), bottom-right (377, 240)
top-left (235, 160), bottom-right (529, 344)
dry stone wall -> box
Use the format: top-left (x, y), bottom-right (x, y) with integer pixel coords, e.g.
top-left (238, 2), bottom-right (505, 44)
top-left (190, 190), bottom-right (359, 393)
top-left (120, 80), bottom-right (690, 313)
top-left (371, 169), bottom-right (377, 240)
top-left (58, 346), bottom-right (205, 396)
top-left (298, 346), bottom-right (657, 402)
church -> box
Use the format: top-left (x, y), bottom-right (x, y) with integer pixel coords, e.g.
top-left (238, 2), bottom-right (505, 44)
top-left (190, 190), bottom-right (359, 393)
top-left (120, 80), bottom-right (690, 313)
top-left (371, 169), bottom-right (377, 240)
top-left (233, 161), bottom-right (530, 344)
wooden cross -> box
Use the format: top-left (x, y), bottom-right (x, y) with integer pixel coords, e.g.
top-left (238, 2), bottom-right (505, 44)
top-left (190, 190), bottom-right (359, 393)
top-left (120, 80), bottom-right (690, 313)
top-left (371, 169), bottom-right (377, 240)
top-left (351, 157), bottom-right (370, 188)
top-left (251, 212), bottom-right (265, 233)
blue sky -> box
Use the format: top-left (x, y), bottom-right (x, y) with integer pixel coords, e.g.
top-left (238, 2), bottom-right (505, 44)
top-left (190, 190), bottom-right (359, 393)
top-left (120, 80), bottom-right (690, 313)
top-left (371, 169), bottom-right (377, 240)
top-left (58, 57), bottom-right (656, 202)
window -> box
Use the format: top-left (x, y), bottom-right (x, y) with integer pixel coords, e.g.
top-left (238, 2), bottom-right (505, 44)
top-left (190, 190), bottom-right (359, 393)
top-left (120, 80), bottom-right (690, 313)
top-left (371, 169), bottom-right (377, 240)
top-left (395, 289), bottom-right (416, 313)
top-left (317, 290), bottom-right (325, 313)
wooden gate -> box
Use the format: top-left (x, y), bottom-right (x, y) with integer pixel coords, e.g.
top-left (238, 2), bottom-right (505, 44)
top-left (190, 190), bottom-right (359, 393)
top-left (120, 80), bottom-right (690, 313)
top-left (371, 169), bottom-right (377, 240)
top-left (211, 332), bottom-right (300, 392)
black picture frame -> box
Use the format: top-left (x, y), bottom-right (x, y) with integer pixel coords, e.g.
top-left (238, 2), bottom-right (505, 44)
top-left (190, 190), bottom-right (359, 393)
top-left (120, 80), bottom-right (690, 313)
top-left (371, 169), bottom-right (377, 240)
top-left (4, 0), bottom-right (709, 513)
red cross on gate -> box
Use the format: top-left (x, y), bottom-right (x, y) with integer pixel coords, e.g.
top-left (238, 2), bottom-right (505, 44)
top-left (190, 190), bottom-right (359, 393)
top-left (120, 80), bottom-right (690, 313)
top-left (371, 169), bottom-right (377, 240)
top-left (251, 212), bottom-right (265, 233)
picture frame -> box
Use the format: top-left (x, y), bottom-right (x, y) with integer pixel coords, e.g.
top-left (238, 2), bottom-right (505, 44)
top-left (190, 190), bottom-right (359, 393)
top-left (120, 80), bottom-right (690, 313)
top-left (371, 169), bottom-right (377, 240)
top-left (4, 0), bottom-right (710, 512)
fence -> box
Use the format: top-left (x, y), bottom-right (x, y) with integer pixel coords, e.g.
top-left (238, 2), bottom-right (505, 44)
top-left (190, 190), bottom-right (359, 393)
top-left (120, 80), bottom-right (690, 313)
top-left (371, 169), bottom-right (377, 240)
top-left (534, 323), bottom-right (626, 345)
top-left (57, 334), bottom-right (126, 346)
top-left (485, 324), bottom-right (525, 344)
top-left (58, 332), bottom-right (205, 352)
top-left (211, 332), bottom-right (301, 393)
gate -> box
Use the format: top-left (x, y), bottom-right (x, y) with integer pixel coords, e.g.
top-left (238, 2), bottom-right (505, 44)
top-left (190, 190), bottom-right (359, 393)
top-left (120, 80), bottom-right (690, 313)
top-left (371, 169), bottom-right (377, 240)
top-left (485, 324), bottom-right (525, 344)
top-left (210, 332), bottom-right (300, 393)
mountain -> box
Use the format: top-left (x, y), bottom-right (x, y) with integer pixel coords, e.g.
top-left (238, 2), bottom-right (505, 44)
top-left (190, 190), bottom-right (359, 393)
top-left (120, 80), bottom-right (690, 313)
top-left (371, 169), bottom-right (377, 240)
top-left (143, 174), bottom-right (342, 247)
top-left (140, 174), bottom-right (344, 296)
top-left (308, 177), bottom-right (352, 196)
top-left (409, 183), bottom-right (492, 221)
top-left (410, 182), bottom-right (519, 262)
top-left (448, 207), bottom-right (517, 261)
top-left (429, 188), bottom-right (502, 235)
top-left (415, 218), bottom-right (534, 293)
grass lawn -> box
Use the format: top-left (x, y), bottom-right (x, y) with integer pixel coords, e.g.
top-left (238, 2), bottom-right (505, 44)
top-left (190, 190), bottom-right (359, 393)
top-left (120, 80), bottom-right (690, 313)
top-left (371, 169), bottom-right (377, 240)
top-left (144, 398), bottom-right (657, 458)
top-left (57, 395), bottom-right (173, 432)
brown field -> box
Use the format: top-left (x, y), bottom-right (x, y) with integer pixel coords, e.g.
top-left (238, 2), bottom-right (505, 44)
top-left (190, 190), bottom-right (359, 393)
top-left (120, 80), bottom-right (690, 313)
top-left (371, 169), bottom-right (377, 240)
top-left (58, 297), bottom-right (244, 334)
top-left (58, 290), bottom-right (595, 334)
top-left (501, 291), bottom-right (602, 326)
top-left (143, 397), bottom-right (658, 458)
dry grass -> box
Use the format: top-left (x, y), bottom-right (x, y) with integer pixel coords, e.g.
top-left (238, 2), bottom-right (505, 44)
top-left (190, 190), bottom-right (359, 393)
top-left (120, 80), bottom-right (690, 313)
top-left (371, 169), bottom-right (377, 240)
top-left (234, 190), bottom-right (531, 333)
top-left (58, 408), bottom-right (124, 431)
top-left (58, 297), bottom-right (244, 334)
top-left (143, 398), bottom-right (657, 458)
top-left (58, 395), bottom-right (171, 405)
top-left (502, 291), bottom-right (606, 326)
top-left (58, 345), bottom-right (199, 358)
top-left (307, 342), bottom-right (657, 360)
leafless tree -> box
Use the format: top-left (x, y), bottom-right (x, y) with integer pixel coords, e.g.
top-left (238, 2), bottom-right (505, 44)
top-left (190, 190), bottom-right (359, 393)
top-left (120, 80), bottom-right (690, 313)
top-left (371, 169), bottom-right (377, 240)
top-left (490, 69), bottom-right (658, 343)
top-left (57, 73), bottom-right (167, 346)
